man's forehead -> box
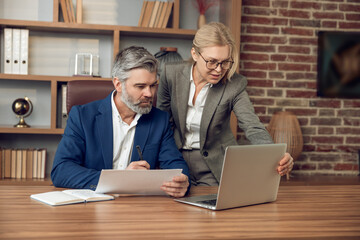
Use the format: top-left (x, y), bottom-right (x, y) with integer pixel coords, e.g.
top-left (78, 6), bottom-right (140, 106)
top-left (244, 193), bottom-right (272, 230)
top-left (126, 68), bottom-right (157, 82)
top-left (132, 79), bottom-right (158, 85)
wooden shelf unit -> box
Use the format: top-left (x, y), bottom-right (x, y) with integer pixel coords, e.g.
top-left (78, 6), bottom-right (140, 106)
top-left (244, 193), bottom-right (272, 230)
top-left (0, 0), bottom-right (242, 181)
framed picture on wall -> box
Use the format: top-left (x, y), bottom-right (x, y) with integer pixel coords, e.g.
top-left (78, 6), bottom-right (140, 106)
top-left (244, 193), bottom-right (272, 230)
top-left (317, 31), bottom-right (360, 98)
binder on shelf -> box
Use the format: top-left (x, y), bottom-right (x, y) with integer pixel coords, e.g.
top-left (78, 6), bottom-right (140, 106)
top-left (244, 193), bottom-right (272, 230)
top-left (61, 84), bottom-right (68, 128)
top-left (20, 29), bottom-right (29, 75)
top-left (4, 28), bottom-right (12, 74)
top-left (12, 28), bottom-right (21, 74)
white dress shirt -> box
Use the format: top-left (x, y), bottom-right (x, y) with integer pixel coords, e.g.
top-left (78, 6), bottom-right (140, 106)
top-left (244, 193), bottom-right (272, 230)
top-left (183, 65), bottom-right (212, 150)
top-left (111, 91), bottom-right (141, 169)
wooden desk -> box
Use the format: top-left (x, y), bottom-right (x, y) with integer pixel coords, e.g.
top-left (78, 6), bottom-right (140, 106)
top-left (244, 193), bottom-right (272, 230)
top-left (1, 185), bottom-right (360, 239)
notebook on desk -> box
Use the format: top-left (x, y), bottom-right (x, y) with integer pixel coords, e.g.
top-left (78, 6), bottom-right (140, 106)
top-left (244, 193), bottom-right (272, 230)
top-left (174, 143), bottom-right (287, 210)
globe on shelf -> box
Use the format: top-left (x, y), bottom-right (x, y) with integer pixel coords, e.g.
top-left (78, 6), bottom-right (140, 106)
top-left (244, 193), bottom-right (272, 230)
top-left (12, 97), bottom-right (33, 128)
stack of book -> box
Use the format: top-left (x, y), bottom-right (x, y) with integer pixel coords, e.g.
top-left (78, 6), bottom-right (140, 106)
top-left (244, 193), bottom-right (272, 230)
top-left (138, 1), bottom-right (174, 28)
top-left (3, 28), bottom-right (29, 74)
top-left (0, 148), bottom-right (47, 179)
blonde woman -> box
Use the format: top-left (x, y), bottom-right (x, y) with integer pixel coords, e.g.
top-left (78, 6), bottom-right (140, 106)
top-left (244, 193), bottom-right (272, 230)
top-left (157, 22), bottom-right (293, 186)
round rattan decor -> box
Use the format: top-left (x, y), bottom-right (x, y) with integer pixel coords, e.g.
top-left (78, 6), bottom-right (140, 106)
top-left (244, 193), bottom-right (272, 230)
top-left (267, 111), bottom-right (304, 162)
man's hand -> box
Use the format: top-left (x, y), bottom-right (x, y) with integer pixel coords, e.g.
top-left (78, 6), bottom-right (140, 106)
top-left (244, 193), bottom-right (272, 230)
top-left (161, 173), bottom-right (189, 198)
top-left (277, 153), bottom-right (294, 176)
top-left (126, 160), bottom-right (150, 170)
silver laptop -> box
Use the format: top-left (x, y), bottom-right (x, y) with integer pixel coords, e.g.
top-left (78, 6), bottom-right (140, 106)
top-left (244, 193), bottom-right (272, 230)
top-left (174, 143), bottom-right (287, 210)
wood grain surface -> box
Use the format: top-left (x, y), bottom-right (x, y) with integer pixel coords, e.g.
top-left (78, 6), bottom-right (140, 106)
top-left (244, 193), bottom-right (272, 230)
top-left (0, 185), bottom-right (359, 239)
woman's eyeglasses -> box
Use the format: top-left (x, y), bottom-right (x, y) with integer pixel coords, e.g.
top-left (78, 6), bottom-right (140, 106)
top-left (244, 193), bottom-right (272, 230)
top-left (197, 52), bottom-right (234, 70)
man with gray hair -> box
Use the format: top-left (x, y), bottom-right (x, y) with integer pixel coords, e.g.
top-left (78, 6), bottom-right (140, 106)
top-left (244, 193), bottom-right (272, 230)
top-left (51, 46), bottom-right (190, 197)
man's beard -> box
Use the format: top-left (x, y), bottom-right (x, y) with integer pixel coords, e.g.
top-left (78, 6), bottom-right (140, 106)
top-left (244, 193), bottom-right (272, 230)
top-left (120, 82), bottom-right (152, 114)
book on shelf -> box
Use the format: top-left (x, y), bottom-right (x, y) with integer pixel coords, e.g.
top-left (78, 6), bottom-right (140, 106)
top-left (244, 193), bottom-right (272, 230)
top-left (60, 0), bottom-right (70, 23)
top-left (156, 2), bottom-right (166, 28)
top-left (37, 150), bottom-right (42, 178)
top-left (15, 149), bottom-right (22, 179)
top-left (155, 1), bottom-right (165, 28)
top-left (3, 149), bottom-right (11, 178)
top-left (142, 1), bottom-right (155, 27)
top-left (76, 0), bottom-right (83, 23)
top-left (0, 149), bottom-right (2, 179)
top-left (138, 1), bottom-right (173, 28)
top-left (67, 0), bottom-right (76, 23)
top-left (149, 1), bottom-right (161, 28)
top-left (21, 149), bottom-right (27, 178)
top-left (10, 149), bottom-right (16, 178)
top-left (33, 149), bottom-right (38, 178)
top-left (30, 189), bottom-right (114, 206)
top-left (26, 149), bottom-right (33, 179)
top-left (162, 1), bottom-right (173, 28)
top-left (1, 148), bottom-right (46, 179)
top-left (39, 149), bottom-right (46, 179)
top-left (138, 1), bottom-right (148, 27)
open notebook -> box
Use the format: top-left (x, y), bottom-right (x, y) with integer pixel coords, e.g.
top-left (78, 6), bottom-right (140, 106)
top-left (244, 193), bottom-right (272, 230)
top-left (30, 189), bottom-right (114, 206)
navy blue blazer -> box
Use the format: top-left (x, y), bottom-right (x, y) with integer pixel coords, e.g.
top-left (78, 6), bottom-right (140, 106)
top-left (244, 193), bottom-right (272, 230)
top-left (51, 93), bottom-right (190, 190)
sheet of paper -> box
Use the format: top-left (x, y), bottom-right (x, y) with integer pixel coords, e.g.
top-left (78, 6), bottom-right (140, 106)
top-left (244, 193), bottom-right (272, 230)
top-left (95, 169), bottom-right (182, 195)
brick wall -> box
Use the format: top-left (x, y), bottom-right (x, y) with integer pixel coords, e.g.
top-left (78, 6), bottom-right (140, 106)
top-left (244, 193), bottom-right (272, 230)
top-left (239, 0), bottom-right (360, 175)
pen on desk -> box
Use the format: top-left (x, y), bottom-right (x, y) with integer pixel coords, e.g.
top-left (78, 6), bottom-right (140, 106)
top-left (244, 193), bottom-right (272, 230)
top-left (136, 145), bottom-right (143, 160)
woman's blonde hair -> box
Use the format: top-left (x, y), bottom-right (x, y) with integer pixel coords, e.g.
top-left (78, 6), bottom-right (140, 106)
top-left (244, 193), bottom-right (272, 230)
top-left (192, 22), bottom-right (238, 81)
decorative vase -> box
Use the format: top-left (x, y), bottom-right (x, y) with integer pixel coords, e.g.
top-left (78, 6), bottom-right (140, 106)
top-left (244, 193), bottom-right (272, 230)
top-left (154, 47), bottom-right (183, 76)
top-left (197, 14), bottom-right (206, 29)
top-left (267, 111), bottom-right (303, 180)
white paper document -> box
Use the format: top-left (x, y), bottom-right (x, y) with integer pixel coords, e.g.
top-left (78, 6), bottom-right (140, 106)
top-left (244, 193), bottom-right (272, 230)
top-left (95, 169), bottom-right (182, 195)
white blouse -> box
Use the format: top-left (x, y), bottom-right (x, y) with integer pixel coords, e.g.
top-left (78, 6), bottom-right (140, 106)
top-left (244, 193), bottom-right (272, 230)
top-left (183, 65), bottom-right (212, 150)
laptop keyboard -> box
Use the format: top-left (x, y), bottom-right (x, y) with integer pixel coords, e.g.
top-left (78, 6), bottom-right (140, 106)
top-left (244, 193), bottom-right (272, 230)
top-left (197, 199), bottom-right (217, 206)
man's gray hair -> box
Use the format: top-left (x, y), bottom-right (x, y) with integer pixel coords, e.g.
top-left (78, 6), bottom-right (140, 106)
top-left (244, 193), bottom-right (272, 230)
top-left (111, 46), bottom-right (158, 82)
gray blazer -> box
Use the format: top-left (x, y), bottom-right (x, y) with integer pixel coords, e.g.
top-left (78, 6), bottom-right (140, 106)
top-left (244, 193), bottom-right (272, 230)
top-left (157, 61), bottom-right (273, 181)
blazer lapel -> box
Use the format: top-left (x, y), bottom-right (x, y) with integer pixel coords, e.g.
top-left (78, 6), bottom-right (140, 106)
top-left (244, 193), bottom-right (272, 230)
top-left (96, 94), bottom-right (114, 169)
top-left (131, 113), bottom-right (151, 162)
top-left (200, 82), bottom-right (226, 150)
top-left (176, 64), bottom-right (191, 141)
